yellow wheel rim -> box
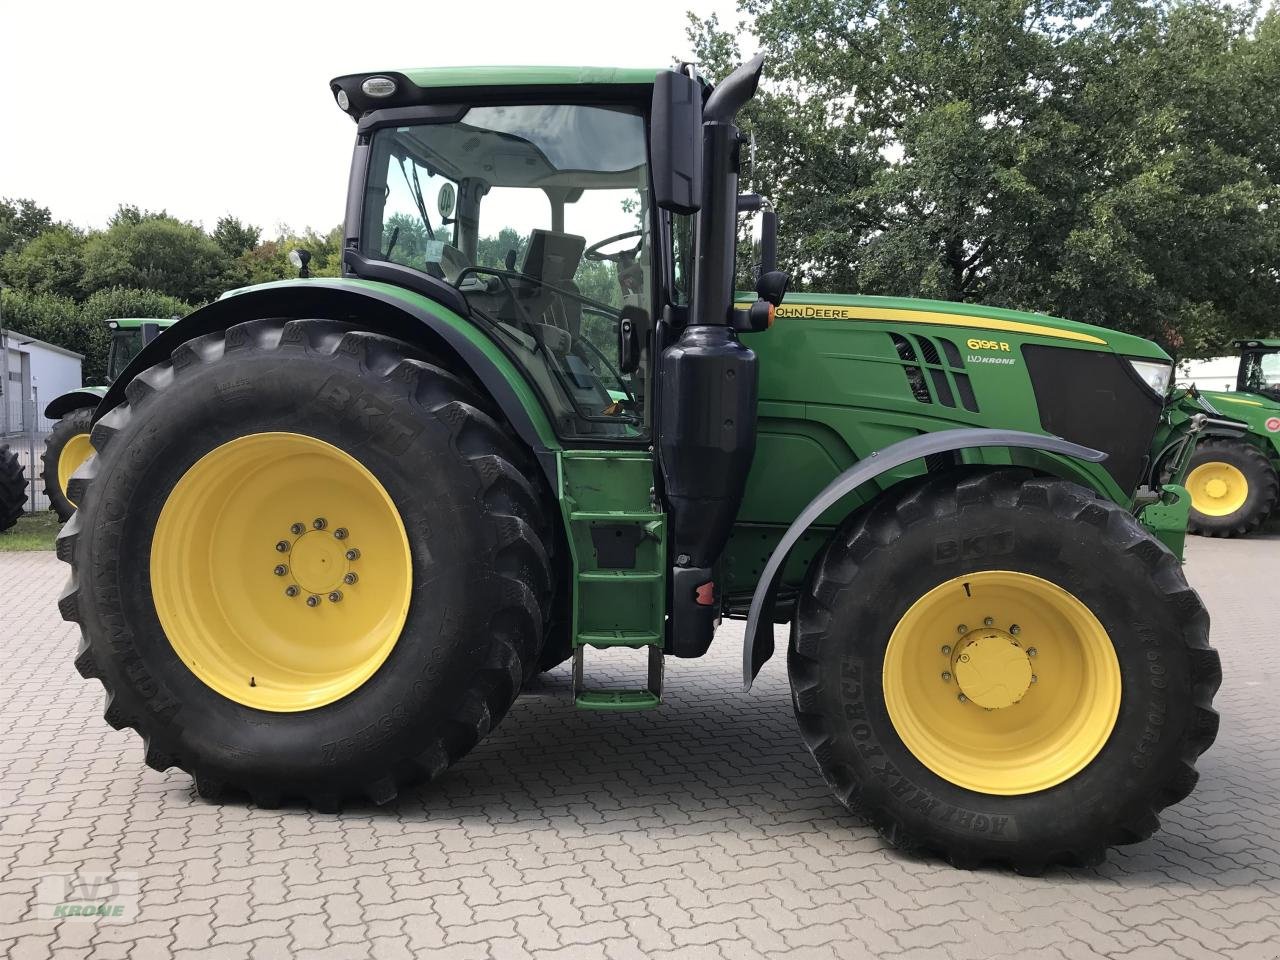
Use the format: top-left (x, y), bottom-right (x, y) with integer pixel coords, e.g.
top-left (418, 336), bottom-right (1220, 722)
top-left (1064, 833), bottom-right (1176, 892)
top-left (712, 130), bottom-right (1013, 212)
top-left (883, 571), bottom-right (1121, 795)
top-left (1186, 462), bottom-right (1249, 517)
top-left (151, 432), bottom-right (412, 712)
top-left (58, 433), bottom-right (94, 506)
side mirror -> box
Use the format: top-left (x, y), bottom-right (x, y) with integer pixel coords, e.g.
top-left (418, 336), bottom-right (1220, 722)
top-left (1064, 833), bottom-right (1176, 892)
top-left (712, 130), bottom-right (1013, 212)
top-left (140, 322), bottom-right (162, 346)
top-left (618, 308), bottom-right (642, 374)
top-left (759, 209), bottom-right (778, 277)
top-left (650, 70), bottom-right (703, 215)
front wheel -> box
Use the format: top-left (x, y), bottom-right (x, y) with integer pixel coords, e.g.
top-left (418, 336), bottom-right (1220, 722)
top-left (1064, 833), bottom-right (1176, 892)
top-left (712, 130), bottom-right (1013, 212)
top-left (790, 469), bottom-right (1220, 871)
top-left (60, 319), bottom-right (553, 807)
top-left (0, 444), bottom-right (25, 532)
top-left (41, 407), bottom-right (95, 521)
top-left (1185, 438), bottom-right (1279, 538)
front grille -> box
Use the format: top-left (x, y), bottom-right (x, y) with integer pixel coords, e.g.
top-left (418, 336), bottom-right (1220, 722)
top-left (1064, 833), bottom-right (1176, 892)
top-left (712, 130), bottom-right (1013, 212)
top-left (1022, 345), bottom-right (1162, 493)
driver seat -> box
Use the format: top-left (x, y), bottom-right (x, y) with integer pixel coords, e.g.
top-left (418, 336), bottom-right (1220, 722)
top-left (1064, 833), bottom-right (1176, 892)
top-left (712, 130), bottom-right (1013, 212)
top-left (521, 230), bottom-right (586, 336)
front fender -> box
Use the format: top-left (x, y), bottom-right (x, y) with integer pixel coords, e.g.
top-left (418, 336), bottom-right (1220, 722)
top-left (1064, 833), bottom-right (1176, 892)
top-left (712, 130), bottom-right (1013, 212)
top-left (97, 278), bottom-right (562, 479)
top-left (45, 387), bottom-right (108, 420)
top-left (741, 428), bottom-right (1107, 689)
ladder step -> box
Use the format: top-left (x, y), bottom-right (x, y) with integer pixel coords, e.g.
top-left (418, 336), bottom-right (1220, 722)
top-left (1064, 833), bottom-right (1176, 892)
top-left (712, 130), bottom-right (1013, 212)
top-left (576, 630), bottom-right (662, 649)
top-left (575, 690), bottom-right (661, 712)
top-left (579, 570), bottom-right (662, 582)
top-left (569, 510), bottom-right (662, 522)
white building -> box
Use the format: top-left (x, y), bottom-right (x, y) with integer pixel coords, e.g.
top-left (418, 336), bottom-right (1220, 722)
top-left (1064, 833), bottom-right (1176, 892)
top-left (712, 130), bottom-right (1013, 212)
top-left (2, 330), bottom-right (84, 436)
top-left (1176, 356), bottom-right (1239, 393)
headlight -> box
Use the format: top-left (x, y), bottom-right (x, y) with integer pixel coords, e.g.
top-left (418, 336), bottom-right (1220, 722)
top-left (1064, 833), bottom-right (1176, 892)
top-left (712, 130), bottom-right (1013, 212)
top-left (1128, 359), bottom-right (1173, 397)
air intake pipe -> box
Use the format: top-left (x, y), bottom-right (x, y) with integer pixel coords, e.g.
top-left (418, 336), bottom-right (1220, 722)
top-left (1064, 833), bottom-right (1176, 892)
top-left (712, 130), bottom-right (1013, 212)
top-left (658, 56), bottom-right (766, 655)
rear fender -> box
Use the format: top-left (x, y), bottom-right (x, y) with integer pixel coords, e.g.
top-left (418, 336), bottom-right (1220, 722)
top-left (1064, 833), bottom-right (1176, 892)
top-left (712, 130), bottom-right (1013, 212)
top-left (45, 388), bottom-right (108, 420)
top-left (741, 428), bottom-right (1108, 689)
top-left (96, 278), bottom-right (561, 481)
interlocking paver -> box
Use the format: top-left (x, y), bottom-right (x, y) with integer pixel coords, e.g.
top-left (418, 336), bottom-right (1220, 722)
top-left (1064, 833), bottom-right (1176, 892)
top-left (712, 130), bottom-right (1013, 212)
top-left (1, 526), bottom-right (1279, 958)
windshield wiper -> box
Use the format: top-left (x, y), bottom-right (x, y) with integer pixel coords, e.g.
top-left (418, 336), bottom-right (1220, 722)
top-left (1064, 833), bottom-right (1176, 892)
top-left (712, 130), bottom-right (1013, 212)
top-left (397, 157), bottom-right (435, 241)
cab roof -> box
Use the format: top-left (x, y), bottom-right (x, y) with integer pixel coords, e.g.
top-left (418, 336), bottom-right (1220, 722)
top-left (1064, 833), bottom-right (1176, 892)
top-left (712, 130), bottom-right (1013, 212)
top-left (330, 66), bottom-right (665, 120)
top-left (1234, 338), bottom-right (1280, 350)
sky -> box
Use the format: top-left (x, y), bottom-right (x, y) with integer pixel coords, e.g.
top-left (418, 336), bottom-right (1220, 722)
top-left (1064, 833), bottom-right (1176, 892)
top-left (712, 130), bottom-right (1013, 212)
top-left (0, 0), bottom-right (744, 238)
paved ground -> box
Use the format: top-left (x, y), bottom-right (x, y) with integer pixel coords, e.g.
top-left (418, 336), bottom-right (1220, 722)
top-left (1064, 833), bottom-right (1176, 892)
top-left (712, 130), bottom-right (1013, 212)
top-left (1, 528), bottom-right (1278, 960)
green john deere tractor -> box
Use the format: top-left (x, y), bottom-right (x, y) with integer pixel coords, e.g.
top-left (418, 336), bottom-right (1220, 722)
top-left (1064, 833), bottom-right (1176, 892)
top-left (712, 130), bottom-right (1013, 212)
top-left (60, 58), bottom-right (1220, 871)
top-left (41, 318), bottom-right (173, 520)
top-left (1173, 339), bottom-right (1280, 537)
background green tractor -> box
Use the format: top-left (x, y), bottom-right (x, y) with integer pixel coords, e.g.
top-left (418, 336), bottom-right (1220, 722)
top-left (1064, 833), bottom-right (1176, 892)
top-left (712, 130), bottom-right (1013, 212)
top-left (60, 58), bottom-right (1219, 872)
top-left (1173, 339), bottom-right (1280, 537)
top-left (41, 318), bottom-right (173, 520)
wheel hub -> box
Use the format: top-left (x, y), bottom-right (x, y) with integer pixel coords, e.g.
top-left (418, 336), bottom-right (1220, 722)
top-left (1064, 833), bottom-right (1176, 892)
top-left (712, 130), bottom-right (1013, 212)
top-left (953, 628), bottom-right (1033, 709)
top-left (282, 523), bottom-right (359, 598)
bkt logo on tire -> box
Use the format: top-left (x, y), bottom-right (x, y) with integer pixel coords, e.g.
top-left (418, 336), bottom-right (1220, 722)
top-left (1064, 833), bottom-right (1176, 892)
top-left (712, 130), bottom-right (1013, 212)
top-left (1267, 417), bottom-right (1280, 433)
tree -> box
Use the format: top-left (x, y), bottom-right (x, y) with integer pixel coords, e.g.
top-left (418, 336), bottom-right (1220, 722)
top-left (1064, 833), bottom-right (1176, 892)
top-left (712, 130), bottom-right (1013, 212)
top-left (212, 215), bottom-right (262, 259)
top-left (80, 210), bottom-right (234, 303)
top-left (0, 198), bottom-right (53, 258)
top-left (691, 0), bottom-right (1280, 356)
top-left (1, 226), bottom-right (87, 300)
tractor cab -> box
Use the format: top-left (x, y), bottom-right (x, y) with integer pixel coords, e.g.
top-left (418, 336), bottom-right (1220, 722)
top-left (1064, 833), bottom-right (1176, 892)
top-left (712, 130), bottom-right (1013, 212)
top-left (104, 319), bottom-right (169, 384)
top-left (1235, 338), bottom-right (1280, 403)
top-left (336, 75), bottom-right (674, 440)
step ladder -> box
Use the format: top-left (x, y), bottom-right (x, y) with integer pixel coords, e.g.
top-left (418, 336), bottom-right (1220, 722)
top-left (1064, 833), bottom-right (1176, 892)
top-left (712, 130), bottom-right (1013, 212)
top-left (557, 451), bottom-right (666, 711)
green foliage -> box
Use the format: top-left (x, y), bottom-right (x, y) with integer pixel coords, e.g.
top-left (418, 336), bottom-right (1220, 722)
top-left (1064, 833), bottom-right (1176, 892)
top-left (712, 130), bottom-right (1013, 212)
top-left (80, 208), bottom-right (234, 303)
top-left (2, 227), bottom-right (87, 300)
top-left (235, 226), bottom-right (343, 285)
top-left (212, 216), bottom-right (262, 259)
top-left (691, 0), bottom-right (1280, 357)
top-left (0, 198), bottom-right (53, 259)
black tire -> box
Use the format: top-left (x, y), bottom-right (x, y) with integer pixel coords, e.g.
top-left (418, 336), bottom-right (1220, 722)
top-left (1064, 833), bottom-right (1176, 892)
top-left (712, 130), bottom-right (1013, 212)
top-left (60, 318), bottom-right (554, 808)
top-left (789, 468), bottom-right (1221, 871)
top-left (0, 444), bottom-right (25, 533)
top-left (1186, 438), bottom-right (1279, 538)
top-left (41, 407), bottom-right (95, 521)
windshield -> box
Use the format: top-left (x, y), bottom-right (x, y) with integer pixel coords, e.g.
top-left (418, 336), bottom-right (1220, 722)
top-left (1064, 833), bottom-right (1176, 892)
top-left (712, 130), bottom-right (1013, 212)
top-left (106, 329), bottom-right (143, 382)
top-left (360, 104), bottom-right (653, 440)
top-left (1242, 350), bottom-right (1280, 401)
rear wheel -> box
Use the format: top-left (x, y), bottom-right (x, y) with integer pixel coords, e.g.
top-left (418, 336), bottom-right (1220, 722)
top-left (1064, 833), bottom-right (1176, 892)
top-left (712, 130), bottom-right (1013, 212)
top-left (60, 318), bottom-right (553, 807)
top-left (0, 444), bottom-right (25, 533)
top-left (790, 469), bottom-right (1220, 871)
top-left (42, 407), bottom-right (95, 521)
top-left (1185, 438), bottom-right (1278, 538)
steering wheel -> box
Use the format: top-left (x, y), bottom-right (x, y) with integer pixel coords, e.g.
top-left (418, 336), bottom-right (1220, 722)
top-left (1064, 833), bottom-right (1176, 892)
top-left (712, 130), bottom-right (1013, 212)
top-left (584, 230), bottom-right (643, 263)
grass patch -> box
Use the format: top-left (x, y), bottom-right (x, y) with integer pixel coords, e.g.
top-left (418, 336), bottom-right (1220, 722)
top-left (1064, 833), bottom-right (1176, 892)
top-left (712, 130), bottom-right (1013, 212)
top-left (0, 512), bottom-right (62, 551)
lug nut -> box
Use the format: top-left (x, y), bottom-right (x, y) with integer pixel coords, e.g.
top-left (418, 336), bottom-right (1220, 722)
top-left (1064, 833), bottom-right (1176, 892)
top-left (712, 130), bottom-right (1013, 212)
top-left (958, 693), bottom-right (968, 703)
top-left (328, 591), bottom-right (343, 603)
top-left (941, 671), bottom-right (952, 682)
top-left (274, 564), bottom-right (288, 577)
top-left (1030, 674), bottom-right (1038, 684)
top-left (984, 617), bottom-right (994, 627)
top-left (285, 585), bottom-right (300, 598)
top-left (1010, 624), bottom-right (1021, 635)
top-left (343, 572), bottom-right (358, 585)
top-left (291, 522), bottom-right (305, 535)
top-left (941, 644), bottom-right (952, 656)
top-left (1027, 647), bottom-right (1037, 658)
top-left (313, 518), bottom-right (327, 530)
top-left (345, 548), bottom-right (360, 561)
top-left (275, 540), bottom-right (290, 553)
top-left (306, 595), bottom-right (321, 607)
top-left (957, 624), bottom-right (967, 634)
top-left (334, 527), bottom-right (348, 540)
